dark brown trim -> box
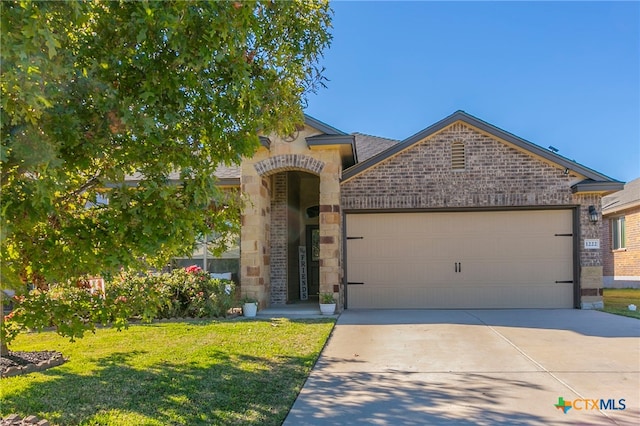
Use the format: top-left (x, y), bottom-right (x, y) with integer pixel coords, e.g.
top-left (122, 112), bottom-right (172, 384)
top-left (216, 178), bottom-right (240, 187)
top-left (306, 134), bottom-right (356, 169)
top-left (304, 114), bottom-right (347, 136)
top-left (572, 207), bottom-right (581, 309)
top-left (571, 180), bottom-right (624, 194)
top-left (306, 134), bottom-right (354, 145)
top-left (343, 204), bottom-right (579, 215)
top-left (259, 136), bottom-right (271, 149)
top-left (342, 214), bottom-right (349, 309)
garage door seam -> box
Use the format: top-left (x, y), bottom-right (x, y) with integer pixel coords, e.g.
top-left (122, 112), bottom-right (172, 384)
top-left (464, 311), bottom-right (619, 424)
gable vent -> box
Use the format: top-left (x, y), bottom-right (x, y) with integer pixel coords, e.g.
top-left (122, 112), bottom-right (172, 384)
top-left (451, 141), bottom-right (466, 170)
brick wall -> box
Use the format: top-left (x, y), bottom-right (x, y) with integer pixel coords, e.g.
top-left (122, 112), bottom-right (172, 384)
top-left (603, 206), bottom-right (640, 287)
top-left (342, 123), bottom-right (578, 209)
top-left (270, 174), bottom-right (287, 304)
top-left (341, 122), bottom-right (605, 308)
top-left (576, 194), bottom-right (602, 268)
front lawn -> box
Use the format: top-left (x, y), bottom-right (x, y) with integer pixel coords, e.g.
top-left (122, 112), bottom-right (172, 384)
top-left (0, 318), bottom-right (335, 425)
top-left (601, 288), bottom-right (640, 319)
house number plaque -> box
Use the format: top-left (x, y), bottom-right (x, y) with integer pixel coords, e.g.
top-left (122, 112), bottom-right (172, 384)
top-left (584, 239), bottom-right (600, 249)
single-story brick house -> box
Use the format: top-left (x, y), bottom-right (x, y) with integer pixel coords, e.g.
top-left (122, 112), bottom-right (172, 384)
top-left (602, 177), bottom-right (640, 288)
top-left (189, 110), bottom-right (624, 310)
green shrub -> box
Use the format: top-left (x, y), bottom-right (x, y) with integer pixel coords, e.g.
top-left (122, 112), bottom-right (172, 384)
top-left (1, 266), bottom-right (235, 349)
top-left (156, 266), bottom-right (235, 319)
top-left (109, 265), bottom-right (236, 320)
top-left (3, 281), bottom-right (120, 345)
top-left (105, 271), bottom-right (169, 324)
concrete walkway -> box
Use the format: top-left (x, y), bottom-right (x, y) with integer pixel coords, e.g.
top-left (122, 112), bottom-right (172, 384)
top-left (284, 309), bottom-right (640, 425)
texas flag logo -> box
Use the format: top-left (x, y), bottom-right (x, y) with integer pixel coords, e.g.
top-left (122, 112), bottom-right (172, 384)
top-left (555, 397), bottom-right (572, 414)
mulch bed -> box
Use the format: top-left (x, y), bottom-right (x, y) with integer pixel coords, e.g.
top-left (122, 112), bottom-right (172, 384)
top-left (1, 352), bottom-right (63, 425)
top-left (1, 350), bottom-right (66, 378)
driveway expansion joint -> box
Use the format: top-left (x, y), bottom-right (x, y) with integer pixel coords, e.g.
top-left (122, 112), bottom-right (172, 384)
top-left (464, 310), bottom-right (621, 425)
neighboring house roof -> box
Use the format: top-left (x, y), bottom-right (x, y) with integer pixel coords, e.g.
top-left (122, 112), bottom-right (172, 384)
top-left (125, 167), bottom-right (242, 186)
top-left (353, 133), bottom-right (400, 162)
top-left (214, 164), bottom-right (241, 185)
top-left (602, 177), bottom-right (640, 215)
top-left (342, 110), bottom-right (623, 193)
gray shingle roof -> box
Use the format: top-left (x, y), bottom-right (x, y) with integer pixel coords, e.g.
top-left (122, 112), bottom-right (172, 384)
top-left (602, 177), bottom-right (640, 215)
top-left (211, 132), bottom-right (397, 181)
top-left (343, 110), bottom-right (623, 186)
top-left (353, 132), bottom-right (400, 162)
top-left (214, 164), bottom-right (241, 179)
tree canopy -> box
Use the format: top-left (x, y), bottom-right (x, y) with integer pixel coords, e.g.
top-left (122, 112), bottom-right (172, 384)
top-left (1, 0), bottom-right (332, 288)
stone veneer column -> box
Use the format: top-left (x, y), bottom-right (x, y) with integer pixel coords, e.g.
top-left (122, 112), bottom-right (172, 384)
top-left (318, 157), bottom-right (343, 310)
top-left (240, 174), bottom-right (271, 308)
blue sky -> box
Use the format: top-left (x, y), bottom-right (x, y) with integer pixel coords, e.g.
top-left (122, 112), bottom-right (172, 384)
top-left (304, 1), bottom-right (640, 183)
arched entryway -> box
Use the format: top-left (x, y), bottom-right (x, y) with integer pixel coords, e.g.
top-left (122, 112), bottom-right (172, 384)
top-left (270, 171), bottom-right (320, 304)
top-left (241, 150), bottom-right (344, 311)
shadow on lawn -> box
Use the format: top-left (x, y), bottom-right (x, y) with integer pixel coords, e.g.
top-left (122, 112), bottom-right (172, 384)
top-left (1, 349), bottom-right (316, 426)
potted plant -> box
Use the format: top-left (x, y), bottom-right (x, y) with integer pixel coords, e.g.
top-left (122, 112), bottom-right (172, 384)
top-left (240, 296), bottom-right (258, 317)
top-left (319, 293), bottom-right (336, 315)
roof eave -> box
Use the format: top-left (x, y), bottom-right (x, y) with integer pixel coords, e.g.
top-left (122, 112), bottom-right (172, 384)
top-left (571, 180), bottom-right (625, 195)
top-left (452, 111), bottom-right (617, 182)
top-left (603, 200), bottom-right (640, 215)
top-left (304, 114), bottom-right (347, 136)
top-left (306, 134), bottom-right (356, 169)
top-left (216, 178), bottom-right (241, 187)
top-left (343, 110), bottom-right (621, 183)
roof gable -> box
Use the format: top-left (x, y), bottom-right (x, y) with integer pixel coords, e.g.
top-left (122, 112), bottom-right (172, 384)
top-left (342, 110), bottom-right (620, 187)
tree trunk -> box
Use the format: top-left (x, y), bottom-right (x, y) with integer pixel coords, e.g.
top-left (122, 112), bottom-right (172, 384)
top-left (0, 290), bottom-right (8, 356)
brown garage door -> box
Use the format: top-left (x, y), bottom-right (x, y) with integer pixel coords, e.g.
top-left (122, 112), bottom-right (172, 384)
top-left (346, 210), bottom-right (574, 309)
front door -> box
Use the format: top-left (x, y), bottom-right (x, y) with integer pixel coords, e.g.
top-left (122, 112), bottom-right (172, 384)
top-left (306, 225), bottom-right (320, 298)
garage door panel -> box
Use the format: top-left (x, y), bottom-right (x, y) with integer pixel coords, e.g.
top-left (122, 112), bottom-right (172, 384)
top-left (350, 261), bottom-right (452, 288)
top-left (347, 283), bottom-right (574, 309)
top-left (346, 210), bottom-right (574, 309)
top-left (458, 259), bottom-right (572, 284)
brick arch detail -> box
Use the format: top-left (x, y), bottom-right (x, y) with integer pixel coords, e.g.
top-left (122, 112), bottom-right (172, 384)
top-left (254, 154), bottom-right (325, 176)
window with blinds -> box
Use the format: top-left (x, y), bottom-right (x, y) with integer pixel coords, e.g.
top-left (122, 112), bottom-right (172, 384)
top-left (612, 216), bottom-right (626, 250)
top-left (452, 141), bottom-right (465, 170)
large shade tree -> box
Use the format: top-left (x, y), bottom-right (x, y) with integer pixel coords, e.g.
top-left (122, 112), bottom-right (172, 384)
top-left (1, 0), bottom-right (332, 353)
top-left (1, 0), bottom-right (332, 285)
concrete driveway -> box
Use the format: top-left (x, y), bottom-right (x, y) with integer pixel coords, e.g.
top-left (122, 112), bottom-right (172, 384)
top-left (284, 309), bottom-right (639, 425)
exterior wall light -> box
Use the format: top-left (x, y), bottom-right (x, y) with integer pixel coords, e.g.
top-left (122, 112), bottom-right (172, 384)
top-left (588, 205), bottom-right (598, 223)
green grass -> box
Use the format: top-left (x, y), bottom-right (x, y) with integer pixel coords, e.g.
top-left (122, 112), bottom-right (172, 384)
top-left (601, 288), bottom-right (640, 319)
top-left (0, 318), bottom-right (335, 426)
